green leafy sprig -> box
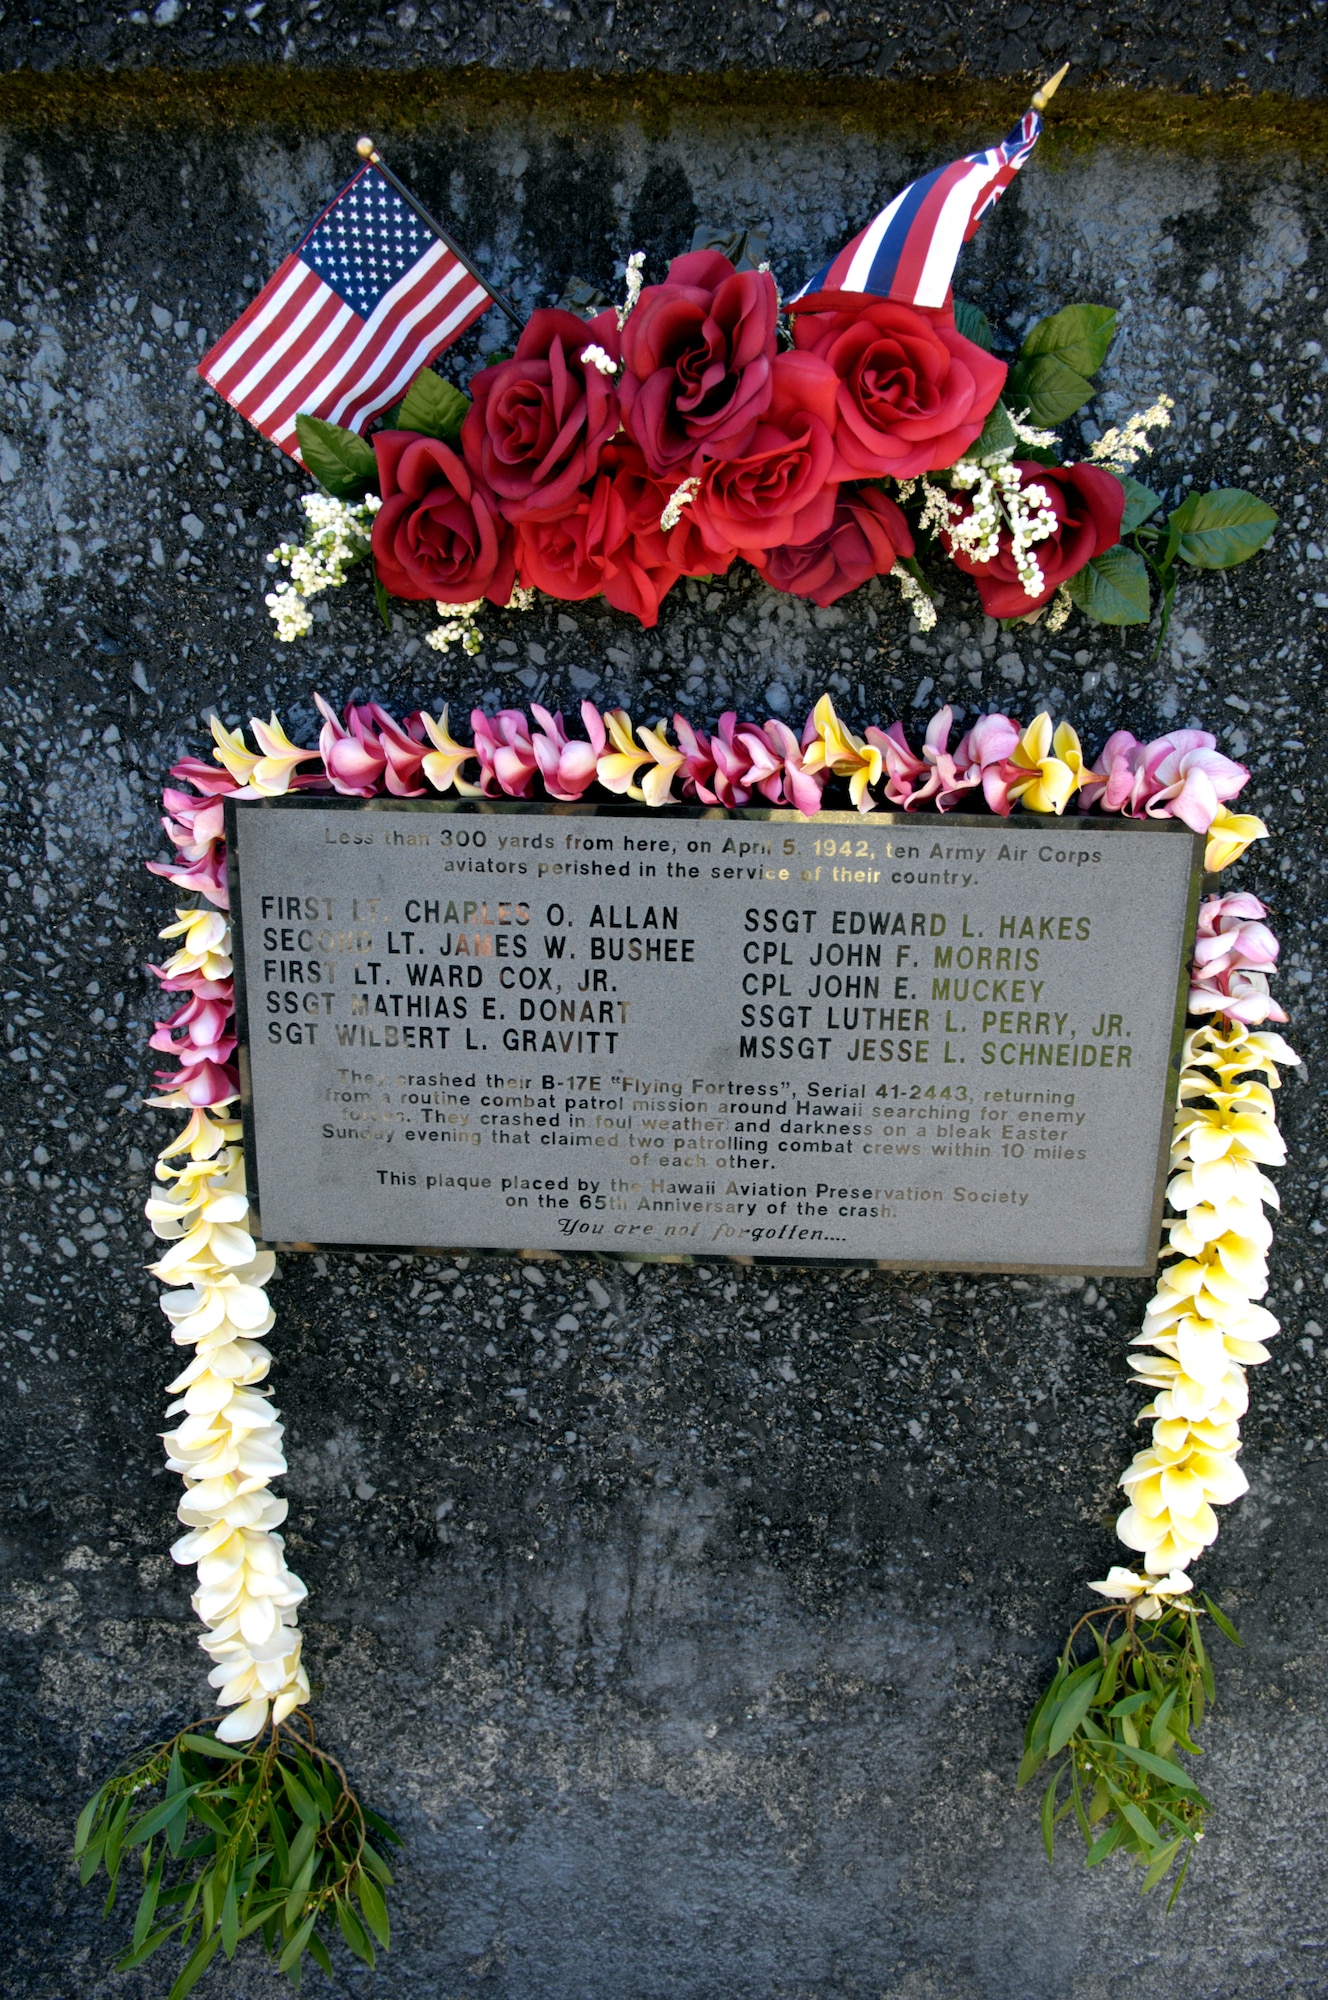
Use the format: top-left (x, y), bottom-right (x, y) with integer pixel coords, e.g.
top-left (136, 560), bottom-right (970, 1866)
top-left (950, 298), bottom-right (1278, 641)
top-left (1018, 1593), bottom-right (1242, 1904)
top-left (75, 1718), bottom-right (399, 1996)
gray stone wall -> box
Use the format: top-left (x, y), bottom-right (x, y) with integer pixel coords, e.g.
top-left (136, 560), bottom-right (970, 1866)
top-left (0, 46), bottom-right (1326, 2000)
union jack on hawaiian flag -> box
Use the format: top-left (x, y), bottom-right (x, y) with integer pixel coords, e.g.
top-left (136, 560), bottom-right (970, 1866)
top-left (793, 109), bottom-right (1044, 311)
top-left (198, 161), bottom-right (497, 466)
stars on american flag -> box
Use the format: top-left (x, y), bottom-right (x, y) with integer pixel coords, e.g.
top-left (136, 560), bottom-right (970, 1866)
top-left (302, 169), bottom-right (434, 319)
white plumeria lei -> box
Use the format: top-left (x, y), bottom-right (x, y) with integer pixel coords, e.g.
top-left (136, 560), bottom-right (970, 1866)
top-left (146, 907), bottom-right (309, 1744)
top-left (1091, 1014), bottom-right (1300, 1606)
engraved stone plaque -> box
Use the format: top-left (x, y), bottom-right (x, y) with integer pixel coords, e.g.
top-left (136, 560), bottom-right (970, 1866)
top-left (227, 799), bottom-right (1204, 1274)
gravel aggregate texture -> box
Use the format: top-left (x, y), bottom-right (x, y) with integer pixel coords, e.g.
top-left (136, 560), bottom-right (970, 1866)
top-left (2, 1), bottom-right (1328, 100)
top-left (0, 69), bottom-right (1326, 2000)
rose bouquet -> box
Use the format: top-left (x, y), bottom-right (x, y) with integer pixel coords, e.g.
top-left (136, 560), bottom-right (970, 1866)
top-left (268, 251), bottom-right (1275, 655)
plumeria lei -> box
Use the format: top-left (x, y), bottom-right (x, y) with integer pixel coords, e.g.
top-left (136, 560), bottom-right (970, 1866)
top-left (115, 688), bottom-right (1291, 1935)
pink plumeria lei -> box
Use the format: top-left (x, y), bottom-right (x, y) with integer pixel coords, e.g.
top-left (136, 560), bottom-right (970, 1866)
top-left (149, 696), bottom-right (1269, 926)
top-left (143, 691), bottom-right (1274, 1151)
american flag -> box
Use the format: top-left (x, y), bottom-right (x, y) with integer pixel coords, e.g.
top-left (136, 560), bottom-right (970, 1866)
top-left (198, 162), bottom-right (495, 463)
top-left (793, 111), bottom-right (1043, 311)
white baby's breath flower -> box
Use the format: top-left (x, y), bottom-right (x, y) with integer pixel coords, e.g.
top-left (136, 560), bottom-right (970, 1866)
top-left (505, 584), bottom-right (538, 612)
top-left (660, 476), bottom-right (701, 532)
top-left (891, 561), bottom-right (937, 631)
top-left (942, 459), bottom-right (1058, 597)
top-left (264, 583), bottom-right (313, 643)
top-left (1009, 410), bottom-right (1060, 449)
top-left (1088, 393), bottom-right (1175, 472)
top-left (427, 599), bottom-right (485, 654)
top-left (1044, 584), bottom-right (1074, 632)
top-left (264, 492), bottom-right (380, 641)
top-left (580, 343), bottom-right (619, 377)
top-left (617, 250), bottom-right (646, 329)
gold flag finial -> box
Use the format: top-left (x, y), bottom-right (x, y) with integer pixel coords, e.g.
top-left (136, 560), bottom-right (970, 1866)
top-left (356, 135), bottom-right (380, 161)
top-left (1031, 63), bottom-right (1069, 113)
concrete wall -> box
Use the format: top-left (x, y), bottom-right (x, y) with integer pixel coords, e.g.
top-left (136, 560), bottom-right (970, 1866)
top-left (0, 34), bottom-right (1326, 2000)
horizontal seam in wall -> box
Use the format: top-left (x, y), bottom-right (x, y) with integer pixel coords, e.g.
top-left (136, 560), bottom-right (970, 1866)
top-left (0, 68), bottom-right (1326, 154)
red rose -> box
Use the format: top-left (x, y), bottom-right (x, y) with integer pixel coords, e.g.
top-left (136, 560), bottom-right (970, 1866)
top-left (945, 461), bottom-right (1125, 618)
top-left (513, 507), bottom-right (607, 602)
top-left (591, 439), bottom-right (684, 625)
top-left (688, 349), bottom-right (838, 553)
top-left (513, 440), bottom-right (683, 627)
top-left (371, 431), bottom-right (515, 605)
top-left (790, 291), bottom-right (1006, 480)
top-left (620, 249), bottom-right (778, 478)
top-left (462, 306), bottom-right (621, 522)
top-left (750, 485), bottom-right (915, 608)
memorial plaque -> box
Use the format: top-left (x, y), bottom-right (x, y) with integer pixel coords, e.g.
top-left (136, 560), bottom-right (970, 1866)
top-left (227, 799), bottom-right (1203, 1274)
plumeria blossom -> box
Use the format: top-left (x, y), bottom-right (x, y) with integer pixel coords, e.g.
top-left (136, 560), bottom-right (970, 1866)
top-left (707, 712), bottom-right (757, 808)
top-left (1002, 712), bottom-right (1084, 816)
top-left (314, 694), bottom-right (392, 796)
top-left (147, 841), bottom-right (230, 909)
top-left (419, 706), bottom-right (483, 795)
top-left (1079, 728), bottom-right (1248, 833)
top-left (672, 713), bottom-right (720, 803)
top-left (1143, 731), bottom-right (1249, 832)
top-left (634, 720), bottom-right (687, 808)
top-left (210, 715), bottom-right (321, 797)
top-left (802, 694), bottom-right (883, 812)
top-left (158, 906), bottom-right (234, 983)
top-left (944, 711), bottom-right (1022, 812)
top-left (1204, 807), bottom-right (1268, 874)
top-left (1189, 890), bottom-right (1288, 1026)
top-left (529, 701), bottom-right (606, 800)
top-left (1088, 1565), bottom-right (1194, 1621)
top-left (867, 718), bottom-right (930, 808)
top-left (596, 709), bottom-right (663, 802)
top-left (368, 704), bottom-right (430, 796)
top-left (737, 718), bottom-right (826, 815)
top-left (471, 707), bottom-right (539, 798)
top-left (149, 994), bottom-right (237, 1070)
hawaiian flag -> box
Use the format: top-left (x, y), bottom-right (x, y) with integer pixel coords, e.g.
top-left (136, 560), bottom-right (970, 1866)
top-left (198, 162), bottom-right (495, 465)
top-left (793, 110), bottom-right (1043, 311)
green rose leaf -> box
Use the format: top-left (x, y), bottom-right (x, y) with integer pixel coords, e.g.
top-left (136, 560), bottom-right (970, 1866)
top-left (953, 299), bottom-right (995, 351)
top-left (393, 368), bottom-right (471, 441)
top-left (1019, 302), bottom-right (1118, 378)
top-left (1119, 475), bottom-right (1162, 534)
top-left (1164, 488), bottom-right (1278, 570)
top-left (972, 399), bottom-right (1017, 459)
top-left (1065, 543), bottom-right (1151, 625)
top-left (294, 414), bottom-right (378, 499)
top-left (1005, 353), bottom-right (1096, 428)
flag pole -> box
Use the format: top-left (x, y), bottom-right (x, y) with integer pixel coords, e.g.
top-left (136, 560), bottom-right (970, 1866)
top-left (356, 137), bottom-right (527, 336)
top-left (1030, 62), bottom-right (1070, 113)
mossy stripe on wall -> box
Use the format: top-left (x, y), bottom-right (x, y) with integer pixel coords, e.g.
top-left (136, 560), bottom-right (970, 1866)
top-left (1, 68), bottom-right (1328, 159)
